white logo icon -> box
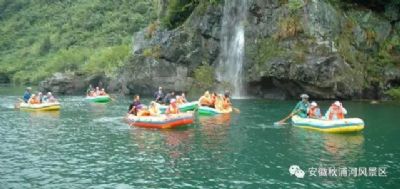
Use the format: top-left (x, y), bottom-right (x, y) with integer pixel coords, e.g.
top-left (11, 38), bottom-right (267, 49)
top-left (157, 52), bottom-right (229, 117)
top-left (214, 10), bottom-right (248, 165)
top-left (289, 165), bottom-right (305, 178)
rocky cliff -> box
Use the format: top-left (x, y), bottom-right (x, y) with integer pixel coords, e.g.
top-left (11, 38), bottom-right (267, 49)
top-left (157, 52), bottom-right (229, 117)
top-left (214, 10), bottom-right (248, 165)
top-left (41, 0), bottom-right (400, 99)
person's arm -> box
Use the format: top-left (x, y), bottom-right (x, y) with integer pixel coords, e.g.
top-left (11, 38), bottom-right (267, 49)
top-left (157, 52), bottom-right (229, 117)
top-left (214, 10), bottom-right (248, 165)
top-left (342, 107), bottom-right (347, 115)
top-left (324, 108), bottom-right (330, 119)
top-left (291, 102), bottom-right (300, 115)
top-left (316, 108), bottom-right (322, 118)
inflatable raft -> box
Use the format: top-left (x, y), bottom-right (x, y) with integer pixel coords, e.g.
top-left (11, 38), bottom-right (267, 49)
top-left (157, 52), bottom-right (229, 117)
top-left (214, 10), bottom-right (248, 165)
top-left (159, 101), bottom-right (198, 113)
top-left (291, 115), bottom-right (364, 133)
top-left (85, 95), bottom-right (111, 103)
top-left (126, 112), bottom-right (194, 129)
top-left (198, 106), bottom-right (232, 115)
top-left (19, 102), bottom-right (61, 111)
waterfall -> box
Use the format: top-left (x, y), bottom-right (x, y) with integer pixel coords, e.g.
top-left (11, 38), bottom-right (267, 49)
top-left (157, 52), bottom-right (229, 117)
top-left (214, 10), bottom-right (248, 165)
top-left (216, 0), bottom-right (247, 98)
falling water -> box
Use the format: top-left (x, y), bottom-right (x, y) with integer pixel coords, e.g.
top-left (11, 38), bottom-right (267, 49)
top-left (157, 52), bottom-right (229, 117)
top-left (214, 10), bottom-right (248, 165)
top-left (216, 0), bottom-right (247, 98)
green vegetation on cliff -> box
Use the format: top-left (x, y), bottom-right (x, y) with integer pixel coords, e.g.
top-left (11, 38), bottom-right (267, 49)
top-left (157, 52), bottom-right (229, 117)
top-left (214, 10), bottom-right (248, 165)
top-left (0, 0), bottom-right (158, 84)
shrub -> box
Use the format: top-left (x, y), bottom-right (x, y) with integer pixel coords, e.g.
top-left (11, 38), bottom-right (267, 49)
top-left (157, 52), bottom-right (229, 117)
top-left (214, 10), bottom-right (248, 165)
top-left (193, 62), bottom-right (214, 90)
top-left (162, 0), bottom-right (199, 29)
top-left (275, 16), bottom-right (303, 39)
top-left (385, 87), bottom-right (400, 101)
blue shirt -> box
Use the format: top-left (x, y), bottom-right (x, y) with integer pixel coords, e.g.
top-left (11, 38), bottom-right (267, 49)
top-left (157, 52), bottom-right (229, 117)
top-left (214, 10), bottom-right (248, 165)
top-left (292, 101), bottom-right (310, 118)
top-left (23, 91), bottom-right (31, 103)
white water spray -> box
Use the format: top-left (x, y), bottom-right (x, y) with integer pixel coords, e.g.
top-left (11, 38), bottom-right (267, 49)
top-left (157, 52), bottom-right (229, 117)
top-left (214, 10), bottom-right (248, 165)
top-left (216, 0), bottom-right (247, 98)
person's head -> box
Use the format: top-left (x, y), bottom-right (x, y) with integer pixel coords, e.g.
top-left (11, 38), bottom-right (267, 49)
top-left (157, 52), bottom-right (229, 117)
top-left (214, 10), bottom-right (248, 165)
top-left (300, 94), bottom-right (309, 102)
top-left (170, 99), bottom-right (177, 105)
top-left (333, 101), bottom-right (341, 107)
top-left (101, 88), bottom-right (105, 91)
top-left (47, 92), bottom-right (52, 96)
top-left (159, 86), bottom-right (162, 91)
top-left (134, 95), bottom-right (140, 101)
top-left (31, 94), bottom-right (36, 98)
top-left (204, 91), bottom-right (210, 97)
top-left (26, 87), bottom-right (32, 92)
top-left (38, 92), bottom-right (42, 96)
top-left (310, 101), bottom-right (318, 108)
top-left (171, 91), bottom-right (175, 96)
top-left (181, 93), bottom-right (185, 97)
top-left (89, 84), bottom-right (92, 87)
top-left (96, 87), bottom-right (99, 90)
top-left (224, 91), bottom-right (230, 98)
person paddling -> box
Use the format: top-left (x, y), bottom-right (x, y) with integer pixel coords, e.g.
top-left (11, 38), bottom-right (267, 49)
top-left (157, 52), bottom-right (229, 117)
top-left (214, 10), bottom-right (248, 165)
top-left (291, 94), bottom-right (310, 118)
top-left (308, 101), bottom-right (322, 119)
top-left (154, 86), bottom-right (164, 103)
top-left (275, 93), bottom-right (310, 125)
top-left (325, 101), bottom-right (347, 120)
top-left (128, 95), bottom-right (143, 115)
top-left (23, 87), bottom-right (32, 103)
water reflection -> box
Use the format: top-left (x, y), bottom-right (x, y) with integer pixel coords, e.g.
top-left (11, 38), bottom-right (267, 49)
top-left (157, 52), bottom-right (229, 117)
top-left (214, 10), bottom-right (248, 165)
top-left (198, 114), bottom-right (231, 150)
top-left (290, 129), bottom-right (364, 166)
top-left (28, 111), bottom-right (60, 118)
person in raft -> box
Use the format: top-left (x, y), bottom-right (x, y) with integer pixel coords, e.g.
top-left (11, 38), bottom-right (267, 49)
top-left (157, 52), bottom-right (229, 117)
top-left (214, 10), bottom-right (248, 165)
top-left (214, 95), bottom-right (224, 111)
top-left (166, 99), bottom-right (180, 115)
top-left (307, 101), bottom-right (322, 119)
top-left (209, 92), bottom-right (218, 108)
top-left (99, 88), bottom-right (107, 96)
top-left (86, 84), bottom-right (93, 96)
top-left (181, 93), bottom-right (188, 103)
top-left (28, 94), bottom-right (40, 104)
top-left (154, 86), bottom-right (164, 103)
top-left (291, 94), bottom-right (310, 118)
top-left (95, 87), bottom-right (101, 96)
top-left (23, 87), bottom-right (32, 103)
top-left (149, 101), bottom-right (160, 116)
top-left (162, 91), bottom-right (175, 105)
top-left (223, 91), bottom-right (232, 109)
top-left (38, 92), bottom-right (44, 103)
top-left (198, 91), bottom-right (212, 107)
top-left (128, 95), bottom-right (143, 115)
top-left (42, 92), bottom-right (57, 103)
top-left (325, 101), bottom-right (347, 120)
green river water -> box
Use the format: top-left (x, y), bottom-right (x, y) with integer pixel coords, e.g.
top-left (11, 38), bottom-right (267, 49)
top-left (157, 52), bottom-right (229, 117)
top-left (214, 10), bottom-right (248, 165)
top-left (0, 87), bottom-right (399, 188)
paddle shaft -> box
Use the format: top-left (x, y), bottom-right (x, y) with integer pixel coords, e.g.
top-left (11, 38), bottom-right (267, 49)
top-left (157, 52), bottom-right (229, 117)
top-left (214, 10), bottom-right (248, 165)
top-left (278, 109), bottom-right (301, 124)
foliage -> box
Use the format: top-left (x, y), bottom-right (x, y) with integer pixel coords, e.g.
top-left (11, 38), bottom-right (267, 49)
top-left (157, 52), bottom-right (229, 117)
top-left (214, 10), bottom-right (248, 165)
top-left (247, 37), bottom-right (285, 65)
top-left (142, 45), bottom-right (161, 59)
top-left (162, 0), bottom-right (199, 29)
top-left (193, 62), bottom-right (214, 90)
top-left (83, 45), bottom-right (130, 77)
top-left (385, 87), bottom-right (400, 101)
top-left (275, 16), bottom-right (303, 39)
top-left (287, 0), bottom-right (305, 12)
top-left (0, 0), bottom-right (157, 84)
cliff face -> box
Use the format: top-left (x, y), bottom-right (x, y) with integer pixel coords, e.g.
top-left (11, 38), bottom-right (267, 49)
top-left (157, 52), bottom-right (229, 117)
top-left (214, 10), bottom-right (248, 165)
top-left (40, 0), bottom-right (400, 99)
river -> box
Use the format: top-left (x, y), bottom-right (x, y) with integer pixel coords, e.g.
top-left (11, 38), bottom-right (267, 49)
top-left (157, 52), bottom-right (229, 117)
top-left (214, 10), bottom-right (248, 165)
top-left (0, 87), bottom-right (399, 188)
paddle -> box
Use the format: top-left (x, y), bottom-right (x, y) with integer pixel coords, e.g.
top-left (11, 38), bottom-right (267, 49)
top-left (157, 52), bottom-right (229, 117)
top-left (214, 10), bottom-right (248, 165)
top-left (274, 110), bottom-right (301, 126)
top-left (14, 98), bottom-right (25, 109)
top-left (233, 107), bottom-right (240, 113)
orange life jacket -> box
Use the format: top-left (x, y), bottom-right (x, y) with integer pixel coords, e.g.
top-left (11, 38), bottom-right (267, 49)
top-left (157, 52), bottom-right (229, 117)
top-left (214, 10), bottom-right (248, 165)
top-left (166, 105), bottom-right (180, 114)
top-left (328, 106), bottom-right (344, 120)
top-left (176, 97), bottom-right (184, 105)
top-left (137, 110), bottom-right (151, 116)
top-left (199, 96), bottom-right (211, 106)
